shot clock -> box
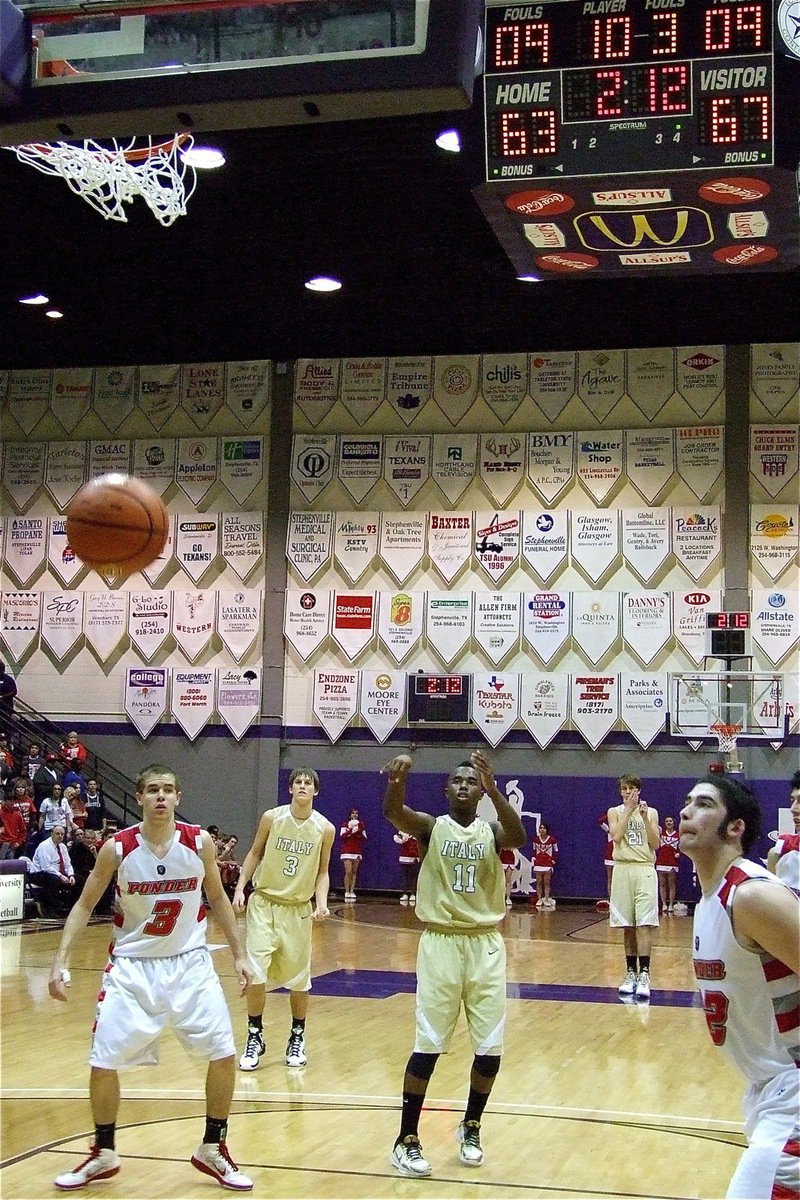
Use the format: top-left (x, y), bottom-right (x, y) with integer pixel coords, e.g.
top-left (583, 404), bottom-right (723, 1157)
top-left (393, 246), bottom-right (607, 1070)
top-left (705, 611), bottom-right (752, 658)
top-left (406, 673), bottom-right (472, 724)
top-left (484, 0), bottom-right (775, 179)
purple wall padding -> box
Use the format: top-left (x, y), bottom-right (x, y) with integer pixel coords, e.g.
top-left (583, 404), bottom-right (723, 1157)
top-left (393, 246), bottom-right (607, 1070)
top-left (0, 0), bottom-right (28, 106)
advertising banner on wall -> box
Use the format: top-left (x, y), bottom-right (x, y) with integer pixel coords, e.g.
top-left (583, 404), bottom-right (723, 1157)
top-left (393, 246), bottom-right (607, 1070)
top-left (333, 513), bottom-right (379, 584)
top-left (386, 356), bottom-right (433, 425)
top-left (430, 433), bottom-right (478, 505)
top-left (425, 592), bottom-right (472, 666)
top-left (521, 510), bottom-right (568, 584)
top-left (47, 518), bottom-right (84, 586)
top-left (480, 353), bottom-right (528, 424)
top-left (180, 362), bottom-right (225, 429)
top-left (132, 438), bottom-right (176, 497)
top-left (383, 434), bottom-right (431, 506)
top-left (330, 592), bottom-right (375, 660)
top-left (220, 436), bottom-right (264, 504)
top-left (620, 673), bottom-right (668, 749)
top-left (571, 511), bottom-right (620, 584)
top-left (379, 512), bottom-right (426, 584)
top-left (50, 367), bottom-right (93, 432)
top-left (137, 364), bottom-right (181, 429)
top-left (621, 509), bottom-right (671, 585)
top-left (290, 434), bottom-right (336, 504)
top-left (478, 432), bottom-right (525, 506)
top-left (626, 347), bottom-right (675, 421)
top-left (675, 346), bottom-right (725, 417)
top-left (3, 515), bottom-right (46, 586)
top-left (621, 592), bottom-right (671, 665)
top-left (221, 511), bottom-right (263, 582)
top-left (215, 589), bottom-right (261, 662)
top-left (571, 674), bottom-right (619, 750)
top-left (0, 590), bottom-right (41, 660)
top-left (427, 511), bottom-right (472, 584)
top-left (176, 437), bottom-right (218, 505)
top-left (175, 516), bottom-right (219, 583)
top-left (522, 591), bottom-right (571, 665)
top-left (140, 514), bottom-right (175, 586)
top-left (676, 425), bottom-right (724, 500)
top-left (433, 355), bottom-right (479, 425)
top-left (526, 431), bottom-right (574, 505)
top-left (671, 507), bottom-right (722, 580)
top-left (471, 672), bottom-right (519, 748)
top-left (83, 590), bottom-right (128, 661)
top-left (520, 673), bottom-right (568, 748)
top-left (751, 588), bottom-right (799, 666)
top-left (750, 343), bottom-right (800, 417)
top-left (672, 589), bottom-right (722, 665)
top-left (576, 349), bottom-right (626, 422)
top-left (172, 591), bottom-right (216, 661)
top-left (576, 431), bottom-right (623, 503)
top-left (40, 590), bottom-right (84, 661)
top-left (89, 439), bottom-right (131, 479)
top-left (529, 352), bottom-right (576, 422)
top-left (286, 511), bottom-right (333, 582)
top-left (224, 360), bottom-right (271, 429)
top-left (217, 667), bottom-right (261, 740)
top-left (338, 437), bottom-right (383, 504)
top-left (124, 667), bottom-right (168, 737)
top-left (171, 669), bottom-right (215, 740)
top-left (7, 369), bottom-right (50, 433)
top-left (624, 429), bottom-right (676, 503)
top-left (749, 425), bottom-right (799, 499)
top-left (474, 511), bottom-right (520, 584)
top-left (283, 589), bottom-right (330, 662)
top-left (128, 591), bottom-right (173, 660)
top-left (377, 591), bottom-right (424, 664)
top-left (2, 442), bottom-right (46, 511)
top-left (340, 358), bottom-right (386, 426)
top-left (44, 441), bottom-right (86, 509)
top-left (572, 592), bottom-right (620, 665)
top-left (359, 669), bottom-right (404, 743)
top-left (749, 505), bottom-right (799, 581)
top-left (473, 592), bottom-right (521, 666)
top-left (313, 669), bottom-right (359, 743)
top-left (293, 358), bottom-right (340, 426)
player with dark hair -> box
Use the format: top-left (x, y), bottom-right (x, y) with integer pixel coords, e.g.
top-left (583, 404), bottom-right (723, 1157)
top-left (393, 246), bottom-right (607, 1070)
top-left (382, 750), bottom-right (526, 1177)
top-left (680, 774), bottom-right (800, 1199)
top-left (766, 769), bottom-right (800, 895)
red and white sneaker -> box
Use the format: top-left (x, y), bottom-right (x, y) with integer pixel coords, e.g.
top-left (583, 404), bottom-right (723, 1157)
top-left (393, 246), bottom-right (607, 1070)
top-left (55, 1145), bottom-right (121, 1190)
top-left (191, 1142), bottom-right (253, 1191)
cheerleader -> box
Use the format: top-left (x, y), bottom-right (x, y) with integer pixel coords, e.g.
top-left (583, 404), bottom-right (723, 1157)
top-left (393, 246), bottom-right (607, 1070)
top-left (655, 815), bottom-right (681, 913)
top-left (532, 821), bottom-right (558, 909)
top-left (393, 829), bottom-right (419, 905)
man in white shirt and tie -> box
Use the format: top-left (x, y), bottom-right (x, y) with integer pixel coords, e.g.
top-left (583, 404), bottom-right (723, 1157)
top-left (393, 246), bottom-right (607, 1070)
top-left (31, 824), bottom-right (75, 916)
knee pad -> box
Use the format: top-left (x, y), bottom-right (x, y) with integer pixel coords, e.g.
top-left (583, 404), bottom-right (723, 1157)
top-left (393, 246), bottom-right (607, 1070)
top-left (472, 1054), bottom-right (500, 1080)
top-left (407, 1052), bottom-right (438, 1081)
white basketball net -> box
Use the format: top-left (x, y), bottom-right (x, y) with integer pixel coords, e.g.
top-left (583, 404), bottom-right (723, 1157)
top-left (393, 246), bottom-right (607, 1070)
top-left (710, 722), bottom-right (744, 771)
top-left (3, 133), bottom-right (197, 225)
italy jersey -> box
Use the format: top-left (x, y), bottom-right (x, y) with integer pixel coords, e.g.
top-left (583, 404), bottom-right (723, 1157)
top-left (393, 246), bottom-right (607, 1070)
top-left (251, 804), bottom-right (327, 904)
top-left (111, 822), bottom-right (206, 958)
top-left (416, 814), bottom-right (505, 930)
top-left (610, 804), bottom-right (656, 863)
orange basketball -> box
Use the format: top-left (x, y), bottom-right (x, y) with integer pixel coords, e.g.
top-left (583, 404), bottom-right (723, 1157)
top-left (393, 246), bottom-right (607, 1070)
top-left (65, 473), bottom-right (169, 575)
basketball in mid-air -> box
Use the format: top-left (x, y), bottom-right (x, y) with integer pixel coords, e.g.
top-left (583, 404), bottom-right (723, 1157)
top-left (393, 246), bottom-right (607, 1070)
top-left (65, 473), bottom-right (169, 575)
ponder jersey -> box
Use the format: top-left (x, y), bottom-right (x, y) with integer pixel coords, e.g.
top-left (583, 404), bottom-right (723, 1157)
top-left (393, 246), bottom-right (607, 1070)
top-left (416, 814), bottom-right (505, 930)
top-left (693, 857), bottom-right (800, 1083)
top-left (251, 805), bottom-right (327, 903)
top-left (111, 822), bottom-right (206, 958)
top-left (774, 832), bottom-right (800, 895)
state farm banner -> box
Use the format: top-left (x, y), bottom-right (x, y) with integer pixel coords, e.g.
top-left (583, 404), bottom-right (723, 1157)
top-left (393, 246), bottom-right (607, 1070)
top-left (47, 517), bottom-right (83, 586)
top-left (520, 672), bottom-right (569, 748)
top-left (572, 591), bottom-right (620, 665)
top-left (427, 511), bottom-right (473, 584)
top-left (330, 592), bottom-right (375, 660)
top-left (478, 432), bottom-right (525, 506)
top-left (576, 349), bottom-right (626, 421)
top-left (426, 592), bottom-right (473, 666)
top-left (0, 591), bottom-right (41, 660)
top-left (529, 351), bottom-right (577, 421)
top-left (383, 434), bottom-right (431, 506)
top-left (377, 591), bottom-right (424, 664)
top-left (137, 364), bottom-right (181, 429)
top-left (672, 507), bottom-right (722, 580)
top-left (140, 514), bottom-right (175, 587)
top-left (93, 366), bottom-right (137, 431)
top-left (338, 436), bottom-right (383, 503)
top-left (471, 672), bottom-right (519, 748)
top-left (44, 441), bottom-right (87, 508)
top-left (132, 438), bottom-right (176, 497)
top-left (571, 673), bottom-right (619, 750)
top-left (750, 505), bottom-right (799, 581)
top-left (40, 590), bottom-right (84, 661)
top-left (433, 355), bottom-right (480, 425)
top-left (521, 510), bottom-right (568, 584)
top-left (749, 425), bottom-right (799, 499)
top-left (359, 669), bottom-right (404, 744)
top-left (221, 511), bottom-right (264, 582)
top-left (172, 591), bottom-right (216, 661)
top-left (286, 511), bottom-right (333, 582)
top-left (224, 360), bottom-right (271, 429)
top-left (283, 589), bottom-right (331, 662)
top-left (673, 588), bottom-right (722, 665)
top-left (622, 592), bottom-right (671, 665)
top-left (3, 516), bottom-right (46, 585)
top-left (675, 346), bottom-right (725, 416)
top-left (750, 343), bottom-right (800, 417)
top-left (431, 433), bottom-right (478, 505)
top-left (312, 669), bottom-right (359, 743)
top-left (676, 425), bottom-right (724, 500)
top-left (290, 433), bottom-right (336, 504)
top-left (219, 436), bottom-right (264, 505)
top-left (523, 591), bottom-right (571, 665)
top-left (751, 588), bottom-right (799, 667)
top-left (180, 362), bottom-right (225, 429)
top-left (217, 589), bottom-right (262, 662)
top-left (480, 353), bottom-right (528, 423)
top-left (379, 512), bottom-right (426, 584)
top-left (89, 438), bottom-right (131, 479)
top-left (7, 369), bottom-right (50, 433)
top-left (473, 592), bottom-right (521, 666)
top-left (340, 358), bottom-right (386, 425)
top-left (128, 591), bottom-right (173, 660)
top-left (621, 672), bottom-right (668, 749)
top-left (175, 515), bottom-right (219, 583)
top-left (622, 509), bottom-right (671, 585)
top-left (626, 347), bottom-right (675, 421)
top-left (2, 442), bottom-right (46, 510)
top-left (474, 510), bottom-right (521, 584)
top-left (526, 431), bottom-right (575, 505)
top-left (571, 511), bottom-right (620, 584)
top-left (293, 358), bottom-right (340, 426)
top-left (176, 437), bottom-right (218, 505)
top-left (333, 512), bottom-right (379, 584)
top-left (171, 668), bottom-right (215, 740)
top-left (576, 431), bottom-right (623, 503)
top-left (125, 667), bottom-right (168, 738)
top-left (624, 429), bottom-right (676, 503)
top-left (83, 590), bottom-right (128, 661)
top-left (217, 667), bottom-right (261, 740)
top-left (386, 356), bottom-right (433, 425)
top-left (50, 367), bottom-right (93, 432)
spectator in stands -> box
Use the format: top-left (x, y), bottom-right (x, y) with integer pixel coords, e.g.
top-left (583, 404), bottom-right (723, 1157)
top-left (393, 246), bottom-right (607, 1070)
top-left (31, 824), bottom-right (75, 916)
top-left (0, 734), bottom-right (15, 770)
top-left (84, 778), bottom-right (105, 831)
top-left (0, 661), bottom-right (17, 734)
top-left (33, 753), bottom-right (62, 807)
top-left (0, 750), bottom-right (13, 793)
top-left (0, 790), bottom-right (28, 859)
top-left (39, 782), bottom-right (74, 838)
top-left (69, 826), bottom-right (98, 898)
top-left (66, 786), bottom-right (88, 831)
top-left (11, 778), bottom-right (37, 835)
top-left (62, 760), bottom-right (88, 800)
top-left (60, 730), bottom-right (88, 769)
top-left (24, 742), bottom-right (45, 781)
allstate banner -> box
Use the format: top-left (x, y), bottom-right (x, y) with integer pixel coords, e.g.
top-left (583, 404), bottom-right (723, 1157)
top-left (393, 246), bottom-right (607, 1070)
top-left (751, 588), bottom-right (799, 667)
top-left (125, 667), bottom-right (168, 738)
top-left (171, 668), bottom-right (215, 740)
top-left (217, 667), bottom-right (261, 741)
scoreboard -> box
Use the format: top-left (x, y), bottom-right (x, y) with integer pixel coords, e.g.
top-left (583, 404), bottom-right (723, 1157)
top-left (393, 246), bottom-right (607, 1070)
top-left (406, 674), bottom-right (472, 724)
top-left (705, 611), bottom-right (752, 658)
top-left (484, 0), bottom-right (775, 180)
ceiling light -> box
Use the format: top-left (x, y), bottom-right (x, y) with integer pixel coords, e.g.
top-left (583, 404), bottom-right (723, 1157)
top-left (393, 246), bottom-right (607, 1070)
top-left (516, 273), bottom-right (541, 283)
top-left (45, 309), bottom-right (64, 319)
top-left (435, 129), bottom-right (461, 153)
top-left (305, 276), bottom-right (342, 292)
top-left (180, 145), bottom-right (226, 169)
top-left (19, 293), bottom-right (49, 305)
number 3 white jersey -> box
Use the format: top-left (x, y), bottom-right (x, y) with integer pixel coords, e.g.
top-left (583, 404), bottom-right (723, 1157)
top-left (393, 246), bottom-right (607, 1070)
top-left (692, 857), bottom-right (800, 1083)
top-left (111, 822), bottom-right (207, 958)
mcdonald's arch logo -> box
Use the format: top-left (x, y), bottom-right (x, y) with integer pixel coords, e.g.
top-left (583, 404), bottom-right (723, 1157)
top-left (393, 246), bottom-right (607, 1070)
top-left (575, 207), bottom-right (713, 252)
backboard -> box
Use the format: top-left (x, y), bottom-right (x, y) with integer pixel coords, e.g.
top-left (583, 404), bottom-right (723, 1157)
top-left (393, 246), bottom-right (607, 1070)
top-left (669, 670), bottom-right (785, 739)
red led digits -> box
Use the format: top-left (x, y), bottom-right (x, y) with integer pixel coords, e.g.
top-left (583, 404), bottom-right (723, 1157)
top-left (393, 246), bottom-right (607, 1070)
top-left (704, 5), bottom-right (765, 52)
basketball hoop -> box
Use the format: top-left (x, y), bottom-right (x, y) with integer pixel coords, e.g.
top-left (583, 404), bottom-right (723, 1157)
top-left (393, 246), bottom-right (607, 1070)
top-left (710, 721), bottom-right (744, 773)
top-left (3, 133), bottom-right (197, 225)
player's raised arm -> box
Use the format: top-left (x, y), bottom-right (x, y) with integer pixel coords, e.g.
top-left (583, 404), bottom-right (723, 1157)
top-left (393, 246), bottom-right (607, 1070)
top-left (382, 754), bottom-right (434, 844)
